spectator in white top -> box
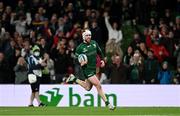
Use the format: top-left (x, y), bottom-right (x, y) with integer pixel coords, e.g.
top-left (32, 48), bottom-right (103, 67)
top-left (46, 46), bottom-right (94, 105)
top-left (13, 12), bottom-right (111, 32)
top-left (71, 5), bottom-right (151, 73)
top-left (104, 12), bottom-right (123, 44)
top-left (10, 13), bottom-right (31, 36)
top-left (104, 12), bottom-right (123, 58)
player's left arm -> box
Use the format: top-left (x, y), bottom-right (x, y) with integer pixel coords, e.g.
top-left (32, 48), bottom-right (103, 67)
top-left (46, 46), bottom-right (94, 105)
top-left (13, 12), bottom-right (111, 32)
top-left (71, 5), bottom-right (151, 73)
top-left (75, 45), bottom-right (87, 66)
top-left (95, 41), bottom-right (105, 67)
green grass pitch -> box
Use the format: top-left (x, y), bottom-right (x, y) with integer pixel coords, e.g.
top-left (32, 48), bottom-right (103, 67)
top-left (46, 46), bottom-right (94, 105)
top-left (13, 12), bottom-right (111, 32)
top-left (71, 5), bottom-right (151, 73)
top-left (0, 107), bottom-right (180, 116)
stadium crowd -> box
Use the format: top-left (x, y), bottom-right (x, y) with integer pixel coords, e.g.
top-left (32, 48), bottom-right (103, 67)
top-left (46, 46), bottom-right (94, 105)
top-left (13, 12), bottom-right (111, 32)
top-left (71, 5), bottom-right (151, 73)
top-left (0, 0), bottom-right (179, 84)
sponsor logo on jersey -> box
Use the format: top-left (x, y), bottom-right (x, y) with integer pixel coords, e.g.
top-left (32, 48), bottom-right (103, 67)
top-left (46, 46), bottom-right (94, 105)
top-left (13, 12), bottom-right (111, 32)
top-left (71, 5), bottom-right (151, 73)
top-left (83, 48), bottom-right (88, 53)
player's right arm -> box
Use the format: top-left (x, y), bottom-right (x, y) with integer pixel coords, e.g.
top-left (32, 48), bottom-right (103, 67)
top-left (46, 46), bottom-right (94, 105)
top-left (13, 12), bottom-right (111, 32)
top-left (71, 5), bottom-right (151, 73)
top-left (95, 41), bottom-right (105, 67)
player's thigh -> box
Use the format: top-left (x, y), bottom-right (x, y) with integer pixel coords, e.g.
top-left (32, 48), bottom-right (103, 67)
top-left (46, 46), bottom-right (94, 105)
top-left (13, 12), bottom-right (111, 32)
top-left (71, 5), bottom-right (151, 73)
top-left (88, 75), bottom-right (101, 87)
top-left (85, 79), bottom-right (93, 88)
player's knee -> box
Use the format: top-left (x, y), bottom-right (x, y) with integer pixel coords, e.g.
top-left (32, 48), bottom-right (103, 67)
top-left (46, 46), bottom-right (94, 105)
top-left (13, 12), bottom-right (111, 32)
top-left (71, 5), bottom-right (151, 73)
top-left (95, 83), bottom-right (102, 90)
top-left (85, 86), bottom-right (92, 91)
top-left (86, 88), bottom-right (91, 91)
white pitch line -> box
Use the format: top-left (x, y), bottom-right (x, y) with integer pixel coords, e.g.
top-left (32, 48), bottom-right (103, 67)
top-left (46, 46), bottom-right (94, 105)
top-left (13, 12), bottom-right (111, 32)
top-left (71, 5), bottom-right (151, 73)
top-left (0, 109), bottom-right (16, 112)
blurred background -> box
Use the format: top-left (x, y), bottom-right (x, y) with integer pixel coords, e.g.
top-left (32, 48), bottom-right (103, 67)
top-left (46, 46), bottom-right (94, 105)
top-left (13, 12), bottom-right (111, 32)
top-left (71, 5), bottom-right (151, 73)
top-left (0, 0), bottom-right (179, 85)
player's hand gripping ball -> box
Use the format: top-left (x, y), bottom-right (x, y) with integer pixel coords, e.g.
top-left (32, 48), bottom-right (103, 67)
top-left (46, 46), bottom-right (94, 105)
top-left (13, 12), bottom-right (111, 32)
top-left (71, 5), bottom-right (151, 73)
top-left (78, 54), bottom-right (88, 66)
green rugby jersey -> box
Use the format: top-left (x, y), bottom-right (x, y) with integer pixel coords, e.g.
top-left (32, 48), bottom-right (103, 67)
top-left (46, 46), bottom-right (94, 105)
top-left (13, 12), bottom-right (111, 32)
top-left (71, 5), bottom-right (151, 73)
top-left (75, 40), bottom-right (104, 71)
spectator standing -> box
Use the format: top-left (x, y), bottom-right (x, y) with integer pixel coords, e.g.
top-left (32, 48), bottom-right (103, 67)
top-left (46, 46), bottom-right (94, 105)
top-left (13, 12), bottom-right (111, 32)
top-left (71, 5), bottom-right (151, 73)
top-left (105, 54), bottom-right (128, 84)
top-left (90, 20), bottom-right (103, 49)
top-left (104, 12), bottom-right (123, 57)
top-left (158, 61), bottom-right (173, 84)
top-left (129, 50), bottom-right (144, 84)
top-left (10, 13), bottom-right (30, 36)
top-left (173, 66), bottom-right (180, 84)
top-left (146, 29), bottom-right (169, 63)
top-left (0, 52), bottom-right (11, 83)
top-left (143, 50), bottom-right (159, 84)
top-left (130, 33), bottom-right (141, 50)
top-left (52, 41), bottom-right (70, 83)
top-left (123, 46), bottom-right (134, 66)
top-left (14, 57), bottom-right (28, 84)
top-left (4, 39), bottom-right (17, 83)
top-left (41, 53), bottom-right (55, 84)
top-left (174, 43), bottom-right (180, 68)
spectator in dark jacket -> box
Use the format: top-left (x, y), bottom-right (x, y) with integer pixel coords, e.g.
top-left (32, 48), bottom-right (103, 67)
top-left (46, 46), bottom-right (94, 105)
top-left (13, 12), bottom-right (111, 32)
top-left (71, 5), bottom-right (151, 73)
top-left (174, 43), bottom-right (180, 68)
top-left (90, 20), bottom-right (103, 48)
top-left (0, 52), bottom-right (11, 83)
top-left (143, 50), bottom-right (159, 84)
top-left (105, 54), bottom-right (128, 84)
top-left (52, 41), bottom-right (70, 83)
top-left (130, 33), bottom-right (142, 50)
top-left (4, 39), bottom-right (17, 83)
top-left (173, 66), bottom-right (180, 84)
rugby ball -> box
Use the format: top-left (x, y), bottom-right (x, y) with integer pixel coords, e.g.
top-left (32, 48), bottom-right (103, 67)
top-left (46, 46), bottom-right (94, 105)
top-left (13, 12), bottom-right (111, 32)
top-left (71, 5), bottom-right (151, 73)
top-left (78, 54), bottom-right (88, 63)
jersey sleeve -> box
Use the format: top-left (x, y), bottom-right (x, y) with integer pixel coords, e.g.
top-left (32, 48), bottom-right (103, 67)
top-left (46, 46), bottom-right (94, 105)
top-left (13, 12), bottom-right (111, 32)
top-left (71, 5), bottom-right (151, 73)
top-left (75, 45), bottom-right (81, 58)
top-left (95, 41), bottom-right (104, 60)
